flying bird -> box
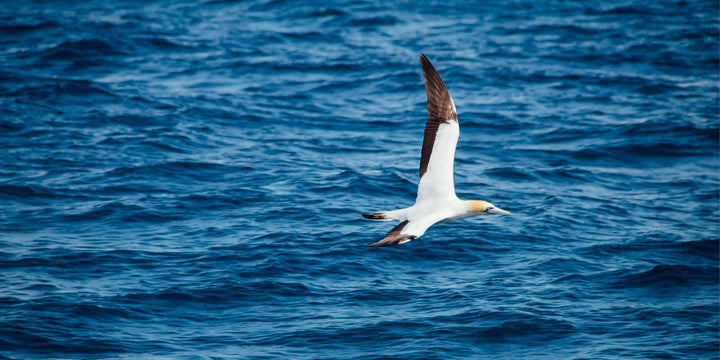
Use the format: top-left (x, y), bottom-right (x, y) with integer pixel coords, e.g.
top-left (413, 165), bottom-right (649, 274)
top-left (363, 54), bottom-right (510, 247)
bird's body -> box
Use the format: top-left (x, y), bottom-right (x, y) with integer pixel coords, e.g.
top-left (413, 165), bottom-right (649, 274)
top-left (363, 54), bottom-right (510, 247)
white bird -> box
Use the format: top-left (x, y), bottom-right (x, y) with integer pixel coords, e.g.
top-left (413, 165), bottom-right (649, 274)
top-left (363, 54), bottom-right (510, 247)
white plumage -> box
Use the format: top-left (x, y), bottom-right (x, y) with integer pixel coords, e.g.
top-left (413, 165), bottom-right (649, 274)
top-left (416, 120), bottom-right (459, 202)
top-left (363, 54), bottom-right (510, 247)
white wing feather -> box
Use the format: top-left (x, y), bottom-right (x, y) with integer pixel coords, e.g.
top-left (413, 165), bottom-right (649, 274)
top-left (416, 120), bottom-right (459, 203)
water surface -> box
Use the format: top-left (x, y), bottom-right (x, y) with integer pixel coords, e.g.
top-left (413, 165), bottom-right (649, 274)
top-left (0, 0), bottom-right (718, 359)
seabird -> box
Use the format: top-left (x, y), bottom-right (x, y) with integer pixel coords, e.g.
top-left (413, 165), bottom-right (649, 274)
top-left (363, 54), bottom-right (510, 247)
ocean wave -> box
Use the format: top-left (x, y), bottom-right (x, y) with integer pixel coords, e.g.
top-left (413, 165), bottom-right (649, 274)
top-left (0, 184), bottom-right (90, 203)
top-left (0, 20), bottom-right (60, 34)
top-left (42, 38), bottom-right (128, 60)
top-left (616, 264), bottom-right (718, 289)
top-left (59, 201), bottom-right (185, 224)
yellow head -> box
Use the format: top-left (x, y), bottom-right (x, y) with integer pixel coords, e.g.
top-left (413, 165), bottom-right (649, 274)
top-left (469, 200), bottom-right (511, 215)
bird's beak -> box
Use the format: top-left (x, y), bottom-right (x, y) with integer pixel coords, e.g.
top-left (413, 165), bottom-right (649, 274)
top-left (488, 207), bottom-right (511, 215)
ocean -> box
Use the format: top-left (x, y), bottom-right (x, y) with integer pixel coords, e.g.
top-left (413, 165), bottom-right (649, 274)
top-left (0, 0), bottom-right (718, 359)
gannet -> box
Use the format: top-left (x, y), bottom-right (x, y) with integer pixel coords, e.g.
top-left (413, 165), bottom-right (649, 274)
top-left (363, 54), bottom-right (510, 247)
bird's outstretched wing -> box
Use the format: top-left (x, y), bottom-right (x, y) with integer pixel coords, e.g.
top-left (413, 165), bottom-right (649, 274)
top-left (416, 54), bottom-right (460, 202)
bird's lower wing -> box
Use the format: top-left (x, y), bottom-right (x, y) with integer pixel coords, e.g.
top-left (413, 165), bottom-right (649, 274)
top-left (366, 220), bottom-right (417, 247)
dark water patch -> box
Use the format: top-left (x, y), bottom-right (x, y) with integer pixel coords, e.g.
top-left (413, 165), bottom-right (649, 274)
top-left (0, 256), bottom-right (55, 270)
top-left (138, 140), bottom-right (186, 153)
top-left (484, 167), bottom-right (537, 182)
top-left (579, 233), bottom-right (704, 256)
top-left (59, 201), bottom-right (184, 224)
top-left (527, 142), bottom-right (713, 168)
top-left (460, 112), bottom-right (525, 131)
top-left (181, 104), bottom-right (252, 123)
top-left (617, 118), bottom-right (717, 142)
top-left (0, 21), bottom-right (60, 34)
top-left (476, 318), bottom-right (576, 343)
top-left (6, 80), bottom-right (120, 106)
top-left (534, 125), bottom-right (592, 143)
top-left (636, 82), bottom-right (682, 95)
top-left (0, 111), bottom-right (20, 130)
top-left (351, 170), bottom-right (417, 198)
top-left (307, 170), bottom-right (406, 196)
top-left (348, 15), bottom-right (399, 27)
top-left (85, 112), bottom-right (176, 128)
top-left (0, 296), bottom-right (23, 307)
top-left (595, 141), bottom-right (713, 160)
top-left (119, 279), bottom-right (315, 308)
top-left (134, 37), bottom-right (195, 51)
top-left (88, 184), bottom-right (174, 197)
top-left (650, 50), bottom-right (709, 69)
top-left (535, 167), bottom-right (593, 184)
top-left (531, 257), bottom-right (603, 276)
top-left (591, 5), bottom-right (650, 15)
top-left (0, 184), bottom-right (90, 204)
top-left (273, 319), bottom-right (439, 348)
top-left (103, 161), bottom-right (252, 183)
top-left (177, 191), bottom-right (266, 211)
top-left (301, 7), bottom-right (347, 18)
top-left (674, 239), bottom-right (719, 262)
top-left (0, 325), bottom-right (125, 355)
top-left (270, 61), bottom-right (368, 73)
top-left (64, 57), bottom-right (107, 72)
top-left (0, 70), bottom-right (27, 83)
top-left (69, 303), bottom-right (150, 321)
top-left (346, 287), bottom-right (418, 304)
top-left (615, 264), bottom-right (718, 289)
top-left (41, 38), bottom-right (129, 60)
top-left (0, 249), bottom-right (161, 273)
top-left (515, 23), bottom-right (604, 38)
top-left (279, 30), bottom-right (343, 42)
top-left (426, 310), bottom-right (577, 344)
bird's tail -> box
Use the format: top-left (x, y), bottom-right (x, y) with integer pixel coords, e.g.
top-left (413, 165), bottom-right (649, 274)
top-left (362, 207), bottom-right (409, 221)
top-left (362, 212), bottom-right (391, 221)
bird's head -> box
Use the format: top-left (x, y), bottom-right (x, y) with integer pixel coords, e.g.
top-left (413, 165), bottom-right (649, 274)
top-left (468, 200), bottom-right (511, 215)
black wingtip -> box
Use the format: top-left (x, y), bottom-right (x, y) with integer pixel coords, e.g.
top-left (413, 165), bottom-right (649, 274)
top-left (419, 53), bottom-right (442, 83)
top-left (366, 235), bottom-right (417, 247)
top-left (419, 53), bottom-right (431, 67)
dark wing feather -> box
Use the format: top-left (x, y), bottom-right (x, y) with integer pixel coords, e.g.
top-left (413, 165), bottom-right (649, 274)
top-left (366, 220), bottom-right (416, 247)
top-left (419, 54), bottom-right (457, 178)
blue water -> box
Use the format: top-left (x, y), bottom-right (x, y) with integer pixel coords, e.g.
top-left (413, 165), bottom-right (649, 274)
top-left (1, 0), bottom-right (718, 359)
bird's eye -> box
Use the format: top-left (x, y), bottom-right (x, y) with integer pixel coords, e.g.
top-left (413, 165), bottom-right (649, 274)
top-left (484, 206), bottom-right (493, 212)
